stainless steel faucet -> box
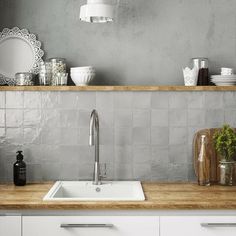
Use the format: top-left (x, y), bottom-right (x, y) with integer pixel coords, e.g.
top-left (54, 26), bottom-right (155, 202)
top-left (89, 110), bottom-right (101, 185)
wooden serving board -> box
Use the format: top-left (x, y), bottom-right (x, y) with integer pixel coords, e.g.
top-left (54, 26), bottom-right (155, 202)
top-left (193, 128), bottom-right (234, 183)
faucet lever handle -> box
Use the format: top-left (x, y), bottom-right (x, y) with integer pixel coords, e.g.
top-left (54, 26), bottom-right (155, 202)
top-left (100, 163), bottom-right (107, 179)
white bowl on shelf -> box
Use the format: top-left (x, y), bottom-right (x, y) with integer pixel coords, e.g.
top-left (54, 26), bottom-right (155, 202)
top-left (71, 73), bottom-right (95, 86)
top-left (71, 66), bottom-right (95, 73)
top-left (71, 66), bottom-right (94, 70)
top-left (71, 71), bottom-right (95, 76)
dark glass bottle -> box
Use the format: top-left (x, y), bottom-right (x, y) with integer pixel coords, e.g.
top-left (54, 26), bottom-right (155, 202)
top-left (192, 58), bottom-right (209, 86)
top-left (13, 151), bottom-right (26, 186)
top-left (197, 67), bottom-right (209, 86)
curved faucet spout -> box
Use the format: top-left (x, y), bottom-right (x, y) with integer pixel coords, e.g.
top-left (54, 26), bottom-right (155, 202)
top-left (89, 110), bottom-right (99, 147)
top-left (89, 110), bottom-right (101, 185)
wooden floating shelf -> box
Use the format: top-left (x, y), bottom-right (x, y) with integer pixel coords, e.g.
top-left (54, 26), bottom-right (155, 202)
top-left (1, 85), bottom-right (236, 91)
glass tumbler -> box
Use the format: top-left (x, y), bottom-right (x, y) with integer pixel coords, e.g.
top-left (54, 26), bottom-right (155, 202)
top-left (39, 62), bottom-right (52, 86)
top-left (51, 73), bottom-right (68, 86)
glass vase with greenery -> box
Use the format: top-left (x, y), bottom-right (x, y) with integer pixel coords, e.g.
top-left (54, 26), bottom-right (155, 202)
top-left (214, 124), bottom-right (236, 186)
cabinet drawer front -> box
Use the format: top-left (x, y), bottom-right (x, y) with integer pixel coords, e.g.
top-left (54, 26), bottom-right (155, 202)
top-left (23, 216), bottom-right (159, 236)
top-left (0, 216), bottom-right (21, 236)
top-left (161, 216), bottom-right (236, 236)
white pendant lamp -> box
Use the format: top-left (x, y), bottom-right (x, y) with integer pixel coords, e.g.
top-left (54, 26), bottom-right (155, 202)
top-left (80, 0), bottom-right (115, 23)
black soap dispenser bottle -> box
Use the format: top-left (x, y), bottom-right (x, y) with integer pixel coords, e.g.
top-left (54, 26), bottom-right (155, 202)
top-left (14, 151), bottom-right (26, 186)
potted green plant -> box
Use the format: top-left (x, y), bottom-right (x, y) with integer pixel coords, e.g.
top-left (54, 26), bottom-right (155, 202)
top-left (214, 124), bottom-right (236, 186)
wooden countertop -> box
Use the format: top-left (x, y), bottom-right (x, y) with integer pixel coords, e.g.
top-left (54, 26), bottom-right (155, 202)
top-left (1, 85), bottom-right (236, 91)
top-left (1, 183), bottom-right (236, 210)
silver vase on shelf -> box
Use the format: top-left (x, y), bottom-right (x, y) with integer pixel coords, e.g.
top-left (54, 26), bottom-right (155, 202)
top-left (219, 161), bottom-right (235, 186)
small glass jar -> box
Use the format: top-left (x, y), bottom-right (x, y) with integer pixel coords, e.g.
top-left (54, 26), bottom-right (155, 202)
top-left (39, 62), bottom-right (52, 85)
top-left (15, 72), bottom-right (34, 86)
top-left (219, 161), bottom-right (235, 186)
top-left (49, 58), bottom-right (66, 86)
top-left (38, 59), bottom-right (67, 86)
top-left (50, 58), bottom-right (66, 74)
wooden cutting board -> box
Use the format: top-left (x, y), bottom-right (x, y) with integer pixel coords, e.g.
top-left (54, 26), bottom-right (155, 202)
top-left (193, 128), bottom-right (236, 183)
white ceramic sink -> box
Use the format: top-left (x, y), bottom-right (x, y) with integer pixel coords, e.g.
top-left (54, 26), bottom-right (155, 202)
top-left (43, 181), bottom-right (145, 201)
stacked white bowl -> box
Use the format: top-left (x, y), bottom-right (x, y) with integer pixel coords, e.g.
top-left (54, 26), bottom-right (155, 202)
top-left (221, 67), bottom-right (234, 76)
top-left (70, 66), bottom-right (95, 86)
top-left (211, 67), bottom-right (236, 86)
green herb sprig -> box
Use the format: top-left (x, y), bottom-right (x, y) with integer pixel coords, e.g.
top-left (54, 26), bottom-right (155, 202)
top-left (213, 124), bottom-right (236, 162)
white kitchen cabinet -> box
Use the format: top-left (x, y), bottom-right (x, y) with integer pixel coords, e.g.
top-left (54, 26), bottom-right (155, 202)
top-left (0, 216), bottom-right (21, 236)
top-left (160, 216), bottom-right (236, 236)
top-left (23, 216), bottom-right (159, 236)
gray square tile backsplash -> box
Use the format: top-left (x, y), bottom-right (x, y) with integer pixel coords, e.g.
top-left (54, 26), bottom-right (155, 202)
top-left (0, 91), bottom-right (234, 183)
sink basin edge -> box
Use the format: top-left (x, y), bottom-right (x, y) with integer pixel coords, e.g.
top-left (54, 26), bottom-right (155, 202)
top-left (43, 181), bottom-right (145, 202)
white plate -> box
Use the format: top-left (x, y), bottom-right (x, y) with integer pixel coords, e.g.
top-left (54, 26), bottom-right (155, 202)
top-left (213, 83), bottom-right (236, 86)
top-left (211, 79), bottom-right (236, 82)
top-left (211, 75), bottom-right (236, 80)
top-left (212, 81), bottom-right (236, 86)
top-left (0, 27), bottom-right (44, 85)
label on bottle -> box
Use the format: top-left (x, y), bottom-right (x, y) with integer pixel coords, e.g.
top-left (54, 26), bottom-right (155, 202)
top-left (18, 168), bottom-right (26, 179)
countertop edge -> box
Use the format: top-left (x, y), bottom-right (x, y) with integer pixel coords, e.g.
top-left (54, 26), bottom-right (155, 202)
top-left (1, 86), bottom-right (236, 91)
top-left (1, 204), bottom-right (236, 211)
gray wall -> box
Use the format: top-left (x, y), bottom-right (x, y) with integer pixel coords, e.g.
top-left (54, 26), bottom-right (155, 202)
top-left (0, 0), bottom-right (236, 85)
top-left (0, 91), bottom-right (236, 182)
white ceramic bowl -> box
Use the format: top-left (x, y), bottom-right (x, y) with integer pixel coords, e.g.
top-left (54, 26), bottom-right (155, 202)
top-left (71, 69), bottom-right (95, 73)
top-left (71, 73), bottom-right (95, 86)
top-left (71, 73), bottom-right (95, 80)
top-left (71, 67), bottom-right (95, 72)
top-left (71, 71), bottom-right (95, 75)
top-left (71, 66), bottom-right (93, 69)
